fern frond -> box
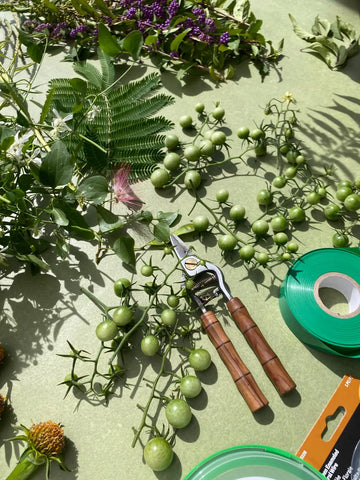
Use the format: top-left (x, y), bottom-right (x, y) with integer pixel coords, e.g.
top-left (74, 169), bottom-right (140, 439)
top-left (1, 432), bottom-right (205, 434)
top-left (110, 94), bottom-right (175, 121)
top-left (110, 72), bottom-right (162, 104)
top-left (98, 49), bottom-right (115, 90)
top-left (73, 62), bottom-right (103, 90)
top-left (128, 163), bottom-right (159, 182)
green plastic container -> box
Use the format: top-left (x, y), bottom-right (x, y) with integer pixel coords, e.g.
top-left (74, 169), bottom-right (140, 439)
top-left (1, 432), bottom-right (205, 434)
top-left (183, 445), bottom-right (326, 480)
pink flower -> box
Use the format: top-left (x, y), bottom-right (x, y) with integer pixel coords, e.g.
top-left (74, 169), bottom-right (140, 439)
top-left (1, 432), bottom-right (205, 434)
top-left (113, 164), bottom-right (143, 210)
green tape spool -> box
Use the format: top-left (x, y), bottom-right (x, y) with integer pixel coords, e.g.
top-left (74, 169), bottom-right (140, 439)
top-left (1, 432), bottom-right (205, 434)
top-left (279, 248), bottom-right (360, 357)
top-left (183, 445), bottom-right (325, 480)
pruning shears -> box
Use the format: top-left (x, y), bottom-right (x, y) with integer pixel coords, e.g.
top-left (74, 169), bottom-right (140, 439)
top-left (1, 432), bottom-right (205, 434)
top-left (170, 234), bottom-right (296, 413)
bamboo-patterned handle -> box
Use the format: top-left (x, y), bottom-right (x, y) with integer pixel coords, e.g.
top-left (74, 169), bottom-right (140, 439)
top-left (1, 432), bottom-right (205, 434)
top-left (227, 297), bottom-right (296, 396)
top-left (201, 310), bottom-right (268, 413)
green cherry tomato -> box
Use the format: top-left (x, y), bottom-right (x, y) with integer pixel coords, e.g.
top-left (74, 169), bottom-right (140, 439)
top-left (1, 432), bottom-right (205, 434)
top-left (279, 144), bottom-right (290, 155)
top-left (286, 150), bottom-right (298, 164)
top-left (212, 106), bottom-right (225, 121)
top-left (96, 320), bottom-right (118, 342)
top-left (199, 140), bottom-right (215, 157)
top-left (203, 129), bottom-right (215, 140)
top-left (354, 177), bottom-right (360, 189)
top-left (141, 335), bottom-right (160, 356)
top-left (237, 127), bottom-right (250, 139)
top-left (218, 234), bottom-right (237, 251)
top-left (286, 241), bottom-right (299, 253)
top-left (281, 252), bottom-right (292, 261)
top-left (317, 186), bottom-right (327, 198)
top-left (274, 232), bottom-right (288, 245)
top-left (211, 131), bottom-right (227, 145)
top-left (184, 145), bottom-right (201, 162)
top-left (270, 215), bottom-right (288, 232)
top-left (306, 191), bottom-right (321, 205)
top-left (180, 375), bottom-right (202, 398)
top-left (189, 348), bottom-right (212, 371)
top-left (285, 166), bottom-right (297, 179)
top-left (295, 155), bottom-right (306, 165)
top-left (344, 193), bottom-right (360, 211)
top-left (193, 215), bottom-right (210, 232)
top-left (165, 398), bottom-right (192, 429)
top-left (167, 295), bottom-right (180, 308)
top-left (332, 233), bottom-right (349, 248)
top-left (163, 152), bottom-right (181, 171)
top-left (195, 102), bottom-right (205, 113)
top-left (230, 204), bottom-right (246, 222)
top-left (272, 176), bottom-right (287, 189)
top-left (184, 170), bottom-right (201, 190)
top-left (163, 246), bottom-right (172, 255)
top-left (113, 278), bottom-right (131, 297)
top-left (256, 189), bottom-right (273, 206)
top-left (164, 134), bottom-right (179, 150)
top-left (285, 128), bottom-right (293, 139)
top-left (141, 264), bottom-right (153, 277)
top-left (257, 252), bottom-right (269, 265)
top-left (239, 245), bottom-right (255, 261)
top-left (250, 128), bottom-right (264, 141)
top-left (144, 438), bottom-right (173, 472)
top-left (179, 115), bottom-right (193, 128)
top-left (113, 306), bottom-right (133, 326)
top-left (150, 168), bottom-right (169, 188)
top-left (288, 206), bottom-right (305, 223)
top-left (324, 204), bottom-right (341, 221)
top-left (185, 278), bottom-right (195, 290)
top-left (216, 188), bottom-right (229, 203)
top-left (161, 309), bottom-right (177, 327)
top-left (336, 186), bottom-right (352, 202)
top-left (337, 180), bottom-right (353, 189)
top-left (251, 219), bottom-right (269, 236)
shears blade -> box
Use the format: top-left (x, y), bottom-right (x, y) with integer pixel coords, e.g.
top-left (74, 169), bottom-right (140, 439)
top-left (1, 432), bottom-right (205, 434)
top-left (170, 234), bottom-right (194, 260)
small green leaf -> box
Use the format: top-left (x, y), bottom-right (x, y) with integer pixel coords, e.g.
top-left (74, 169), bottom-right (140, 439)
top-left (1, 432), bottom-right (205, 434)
top-left (16, 254), bottom-right (50, 270)
top-left (289, 14), bottom-right (315, 41)
top-left (145, 35), bottom-right (158, 46)
top-left (170, 28), bottom-right (191, 52)
top-left (98, 23), bottom-right (122, 57)
top-left (69, 77), bottom-right (87, 93)
top-left (172, 223), bottom-right (195, 236)
top-left (39, 141), bottom-right (73, 188)
top-left (76, 175), bottom-right (109, 205)
top-left (96, 206), bottom-right (124, 233)
top-left (51, 207), bottom-right (69, 226)
top-left (153, 220), bottom-right (170, 243)
top-left (157, 211), bottom-right (179, 226)
top-left (122, 30), bottom-right (143, 61)
top-left (27, 42), bottom-right (45, 63)
top-left (113, 236), bottom-right (136, 270)
top-left (70, 225), bottom-right (95, 240)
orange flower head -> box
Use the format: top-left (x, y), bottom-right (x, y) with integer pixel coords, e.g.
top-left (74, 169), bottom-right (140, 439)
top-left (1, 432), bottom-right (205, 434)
top-left (0, 393), bottom-right (6, 418)
top-left (29, 421), bottom-right (65, 457)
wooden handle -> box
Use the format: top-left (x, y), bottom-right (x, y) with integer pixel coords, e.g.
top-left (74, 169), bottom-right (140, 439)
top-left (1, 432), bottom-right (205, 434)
top-left (201, 310), bottom-right (268, 412)
top-left (227, 297), bottom-right (296, 396)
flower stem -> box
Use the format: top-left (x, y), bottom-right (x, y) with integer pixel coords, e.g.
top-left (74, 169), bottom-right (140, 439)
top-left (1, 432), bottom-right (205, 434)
top-left (6, 458), bottom-right (40, 480)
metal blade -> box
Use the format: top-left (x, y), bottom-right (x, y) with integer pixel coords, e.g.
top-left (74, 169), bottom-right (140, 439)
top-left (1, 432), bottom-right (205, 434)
top-left (170, 234), bottom-right (194, 260)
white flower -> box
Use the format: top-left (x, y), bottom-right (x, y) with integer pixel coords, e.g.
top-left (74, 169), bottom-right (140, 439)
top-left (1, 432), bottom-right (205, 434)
top-left (86, 104), bottom-right (101, 121)
top-left (7, 130), bottom-right (33, 161)
top-left (50, 109), bottom-right (73, 137)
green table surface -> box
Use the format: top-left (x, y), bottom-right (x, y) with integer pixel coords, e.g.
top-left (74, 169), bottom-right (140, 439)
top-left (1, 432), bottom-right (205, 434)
top-left (1, 1), bottom-right (360, 479)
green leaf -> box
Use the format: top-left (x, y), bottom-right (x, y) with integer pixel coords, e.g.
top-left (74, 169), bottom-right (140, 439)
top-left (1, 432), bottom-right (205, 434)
top-left (233, 0), bottom-right (250, 21)
top-left (93, 0), bottom-right (114, 16)
top-left (16, 254), bottom-right (50, 270)
top-left (288, 14), bottom-right (315, 41)
top-left (153, 220), bottom-right (170, 243)
top-left (27, 42), bottom-right (45, 63)
top-left (51, 207), bottom-right (69, 226)
top-left (113, 236), bottom-right (136, 270)
top-left (96, 206), bottom-right (124, 233)
top-left (76, 175), bottom-right (109, 205)
top-left (39, 141), bottom-right (73, 188)
top-left (170, 28), bottom-right (191, 52)
top-left (43, 0), bottom-right (60, 12)
top-left (70, 225), bottom-right (95, 240)
top-left (0, 127), bottom-right (15, 149)
top-left (122, 30), bottom-right (143, 61)
top-left (304, 41), bottom-right (336, 67)
top-left (69, 77), bottom-right (87, 93)
top-left (98, 23), bottom-right (122, 57)
top-left (157, 211), bottom-right (179, 226)
top-left (172, 223), bottom-right (195, 236)
top-left (145, 35), bottom-right (158, 46)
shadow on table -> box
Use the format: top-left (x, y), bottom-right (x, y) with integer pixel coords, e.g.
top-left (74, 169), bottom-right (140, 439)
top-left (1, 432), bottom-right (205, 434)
top-left (307, 347), bottom-right (360, 380)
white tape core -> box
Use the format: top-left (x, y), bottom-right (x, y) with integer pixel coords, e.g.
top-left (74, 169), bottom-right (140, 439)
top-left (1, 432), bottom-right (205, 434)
top-left (314, 272), bottom-right (360, 318)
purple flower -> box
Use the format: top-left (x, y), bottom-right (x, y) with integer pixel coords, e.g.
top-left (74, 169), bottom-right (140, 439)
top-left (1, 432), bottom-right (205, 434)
top-left (34, 22), bottom-right (53, 32)
top-left (127, 7), bottom-right (137, 18)
top-left (168, 0), bottom-right (179, 18)
top-left (205, 18), bottom-right (216, 33)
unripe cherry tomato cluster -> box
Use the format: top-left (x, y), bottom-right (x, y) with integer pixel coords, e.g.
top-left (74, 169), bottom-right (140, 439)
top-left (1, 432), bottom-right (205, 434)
top-left (162, 97), bottom-right (359, 262)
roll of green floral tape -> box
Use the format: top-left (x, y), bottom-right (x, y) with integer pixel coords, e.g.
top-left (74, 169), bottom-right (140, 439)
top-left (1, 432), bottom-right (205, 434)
top-left (183, 445), bottom-right (326, 480)
top-left (279, 248), bottom-right (360, 357)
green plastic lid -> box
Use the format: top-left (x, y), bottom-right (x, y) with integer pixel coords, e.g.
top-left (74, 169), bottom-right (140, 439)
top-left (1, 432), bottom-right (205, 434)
top-left (183, 445), bottom-right (326, 480)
